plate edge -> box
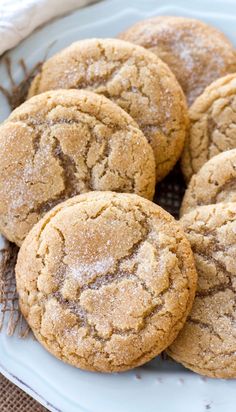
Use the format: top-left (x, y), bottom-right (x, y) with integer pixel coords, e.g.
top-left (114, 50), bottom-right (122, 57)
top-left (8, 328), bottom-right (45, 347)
top-left (0, 361), bottom-right (58, 412)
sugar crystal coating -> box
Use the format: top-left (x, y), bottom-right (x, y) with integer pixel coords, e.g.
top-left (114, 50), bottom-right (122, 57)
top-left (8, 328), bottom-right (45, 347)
top-left (119, 17), bottom-right (236, 106)
top-left (168, 203), bottom-right (236, 378)
top-left (16, 192), bottom-right (197, 372)
top-left (0, 89), bottom-right (155, 245)
top-left (28, 38), bottom-right (188, 181)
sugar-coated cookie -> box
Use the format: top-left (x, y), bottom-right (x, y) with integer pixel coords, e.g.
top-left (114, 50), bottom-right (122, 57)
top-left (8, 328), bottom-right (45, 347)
top-left (168, 203), bottom-right (236, 378)
top-left (16, 192), bottom-right (197, 372)
top-left (28, 38), bottom-right (188, 181)
top-left (119, 16), bottom-right (236, 106)
top-left (181, 149), bottom-right (236, 216)
top-left (0, 89), bottom-right (155, 245)
top-left (182, 74), bottom-right (236, 181)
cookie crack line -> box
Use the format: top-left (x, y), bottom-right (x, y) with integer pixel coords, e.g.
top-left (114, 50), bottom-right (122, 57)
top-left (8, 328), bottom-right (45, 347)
top-left (183, 80), bottom-right (236, 179)
top-left (190, 244), bottom-right (236, 296)
top-left (169, 204), bottom-right (236, 377)
top-left (3, 93), bottom-right (156, 244)
top-left (37, 206), bottom-right (154, 338)
top-left (211, 177), bottom-right (236, 204)
top-left (183, 171), bottom-right (236, 214)
top-left (51, 135), bottom-right (82, 195)
top-left (27, 39), bottom-right (188, 182)
top-left (34, 204), bottom-right (186, 340)
top-left (184, 211), bottom-right (236, 237)
top-left (193, 84), bottom-right (236, 122)
top-left (9, 100), bottom-right (130, 133)
top-left (35, 198), bottom-right (115, 256)
top-left (206, 116), bottom-right (221, 162)
top-left (16, 192), bottom-right (196, 371)
top-left (167, 348), bottom-right (236, 375)
top-left (37, 301), bottom-right (189, 371)
top-left (35, 41), bottom-right (171, 129)
top-left (187, 318), bottom-right (224, 342)
top-left (196, 281), bottom-right (234, 298)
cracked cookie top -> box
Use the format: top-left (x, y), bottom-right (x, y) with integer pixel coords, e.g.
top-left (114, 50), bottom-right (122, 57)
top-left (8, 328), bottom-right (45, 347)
top-left (15, 192), bottom-right (197, 372)
top-left (180, 149), bottom-right (236, 216)
top-left (168, 203), bottom-right (236, 378)
top-left (119, 16), bottom-right (236, 106)
top-left (28, 38), bottom-right (188, 182)
top-left (0, 89), bottom-right (155, 246)
top-left (182, 73), bottom-right (236, 181)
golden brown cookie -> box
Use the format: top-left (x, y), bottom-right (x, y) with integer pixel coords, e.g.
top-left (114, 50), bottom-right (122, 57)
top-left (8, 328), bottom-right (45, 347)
top-left (168, 203), bottom-right (236, 378)
top-left (182, 74), bottom-right (236, 182)
top-left (181, 149), bottom-right (236, 216)
top-left (119, 16), bottom-right (236, 106)
top-left (28, 38), bottom-right (188, 181)
top-left (0, 89), bottom-right (156, 246)
top-left (16, 191), bottom-right (197, 372)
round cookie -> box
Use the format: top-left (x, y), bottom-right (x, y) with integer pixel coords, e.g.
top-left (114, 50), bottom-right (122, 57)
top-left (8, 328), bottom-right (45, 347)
top-left (167, 203), bottom-right (236, 378)
top-left (181, 149), bottom-right (236, 216)
top-left (182, 73), bottom-right (236, 182)
top-left (28, 38), bottom-right (188, 181)
top-left (119, 16), bottom-right (236, 106)
top-left (16, 191), bottom-right (197, 373)
top-left (0, 89), bottom-right (156, 246)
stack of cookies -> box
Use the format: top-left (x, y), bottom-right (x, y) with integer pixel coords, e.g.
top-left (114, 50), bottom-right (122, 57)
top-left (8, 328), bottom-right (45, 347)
top-left (1, 16), bottom-right (236, 378)
top-left (168, 74), bottom-right (236, 379)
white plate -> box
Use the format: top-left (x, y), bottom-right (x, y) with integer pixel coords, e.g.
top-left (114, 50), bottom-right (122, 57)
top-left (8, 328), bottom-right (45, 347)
top-left (1, 0), bottom-right (236, 411)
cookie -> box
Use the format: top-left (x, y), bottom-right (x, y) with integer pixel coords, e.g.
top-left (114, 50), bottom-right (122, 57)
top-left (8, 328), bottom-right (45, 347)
top-left (181, 149), bottom-right (236, 216)
top-left (0, 89), bottom-right (155, 246)
top-left (182, 74), bottom-right (236, 182)
top-left (15, 191), bottom-right (197, 372)
top-left (119, 16), bottom-right (236, 106)
top-left (28, 38), bottom-right (188, 181)
top-left (167, 203), bottom-right (236, 378)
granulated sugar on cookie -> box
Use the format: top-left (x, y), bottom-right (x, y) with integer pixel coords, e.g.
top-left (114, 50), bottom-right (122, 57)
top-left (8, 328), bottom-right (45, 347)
top-left (15, 192), bottom-right (197, 372)
top-left (28, 38), bottom-right (188, 181)
top-left (168, 202), bottom-right (236, 378)
top-left (180, 149), bottom-right (236, 216)
top-left (182, 73), bottom-right (236, 181)
top-left (119, 16), bottom-right (236, 106)
top-left (0, 89), bottom-right (155, 245)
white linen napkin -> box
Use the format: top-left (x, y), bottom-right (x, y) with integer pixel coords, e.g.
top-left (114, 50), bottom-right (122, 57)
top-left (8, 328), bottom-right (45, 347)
top-left (0, 0), bottom-right (97, 56)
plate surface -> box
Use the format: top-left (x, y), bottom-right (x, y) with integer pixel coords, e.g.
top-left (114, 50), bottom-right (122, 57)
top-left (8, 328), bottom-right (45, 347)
top-left (1, 0), bottom-right (236, 411)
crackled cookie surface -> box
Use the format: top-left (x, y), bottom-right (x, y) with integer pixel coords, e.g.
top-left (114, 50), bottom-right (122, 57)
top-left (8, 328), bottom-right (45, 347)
top-left (119, 17), bottom-right (236, 106)
top-left (16, 192), bottom-right (197, 372)
top-left (168, 203), bottom-right (236, 378)
top-left (0, 89), bottom-right (155, 246)
top-left (182, 74), bottom-right (236, 181)
top-left (181, 149), bottom-right (236, 216)
top-left (28, 38), bottom-right (188, 181)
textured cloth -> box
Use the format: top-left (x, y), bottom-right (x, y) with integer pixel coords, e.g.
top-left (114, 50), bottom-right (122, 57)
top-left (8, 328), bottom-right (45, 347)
top-left (0, 373), bottom-right (48, 411)
top-left (0, 0), bottom-right (97, 56)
